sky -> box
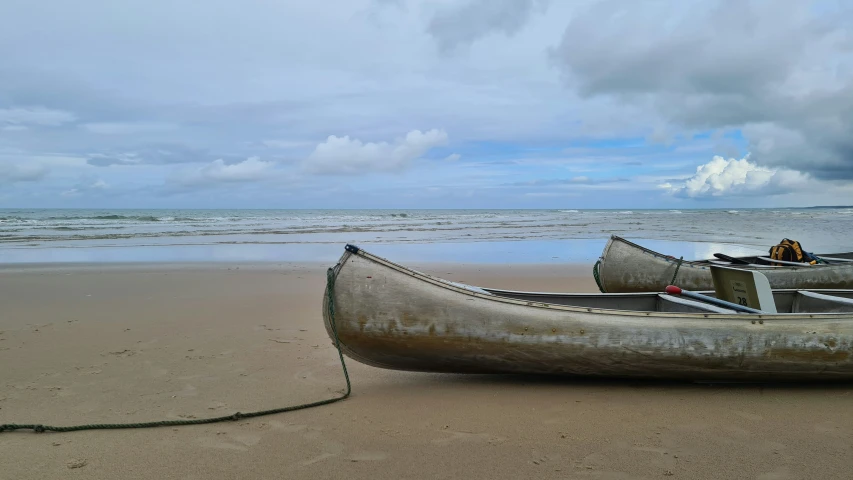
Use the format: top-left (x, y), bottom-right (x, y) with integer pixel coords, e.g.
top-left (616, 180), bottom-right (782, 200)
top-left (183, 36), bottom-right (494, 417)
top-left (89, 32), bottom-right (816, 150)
top-left (0, 0), bottom-right (852, 209)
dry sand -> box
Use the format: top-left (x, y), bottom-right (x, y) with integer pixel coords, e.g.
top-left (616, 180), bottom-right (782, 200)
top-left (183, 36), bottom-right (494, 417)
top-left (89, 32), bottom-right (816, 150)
top-left (1, 262), bottom-right (851, 480)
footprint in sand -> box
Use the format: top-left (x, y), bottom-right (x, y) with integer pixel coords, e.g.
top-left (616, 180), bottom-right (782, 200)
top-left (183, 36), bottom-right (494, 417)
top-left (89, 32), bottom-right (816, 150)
top-left (301, 453), bottom-right (337, 466)
top-left (168, 384), bottom-right (198, 398)
top-left (300, 440), bottom-right (345, 466)
top-left (723, 424), bottom-right (752, 436)
top-left (347, 452), bottom-right (388, 462)
top-left (755, 441), bottom-right (786, 454)
top-left (207, 401), bottom-right (229, 411)
top-left (813, 421), bottom-right (846, 437)
top-left (196, 434), bottom-right (262, 452)
top-left (631, 446), bottom-right (668, 454)
top-left (268, 421), bottom-right (309, 433)
top-left (104, 349), bottom-right (135, 358)
top-left (267, 422), bottom-right (324, 439)
top-left (431, 430), bottom-right (506, 446)
top-left (756, 468), bottom-right (794, 480)
top-left (733, 410), bottom-right (764, 421)
top-left (294, 370), bottom-right (326, 385)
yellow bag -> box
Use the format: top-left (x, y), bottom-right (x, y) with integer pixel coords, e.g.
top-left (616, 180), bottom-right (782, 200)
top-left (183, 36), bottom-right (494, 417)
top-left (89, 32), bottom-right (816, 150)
top-left (769, 238), bottom-right (816, 265)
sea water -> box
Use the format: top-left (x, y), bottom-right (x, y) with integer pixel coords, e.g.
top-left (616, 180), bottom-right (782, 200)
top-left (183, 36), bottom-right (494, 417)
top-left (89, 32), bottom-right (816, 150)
top-left (0, 208), bottom-right (850, 264)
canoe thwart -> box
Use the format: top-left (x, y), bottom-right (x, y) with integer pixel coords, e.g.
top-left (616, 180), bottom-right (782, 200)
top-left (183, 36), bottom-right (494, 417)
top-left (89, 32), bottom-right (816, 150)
top-left (665, 285), bottom-right (766, 314)
top-left (757, 257), bottom-right (814, 267)
top-left (657, 294), bottom-right (736, 314)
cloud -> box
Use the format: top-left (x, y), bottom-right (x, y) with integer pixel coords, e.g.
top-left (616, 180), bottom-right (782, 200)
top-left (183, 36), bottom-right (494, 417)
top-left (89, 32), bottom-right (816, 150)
top-left (444, 153), bottom-right (461, 162)
top-left (82, 122), bottom-right (178, 135)
top-left (61, 178), bottom-right (109, 197)
top-left (427, 0), bottom-right (551, 52)
top-left (550, 0), bottom-right (853, 179)
top-left (662, 155), bottom-right (811, 198)
top-left (0, 106), bottom-right (76, 127)
top-left (305, 129), bottom-right (449, 175)
top-left (0, 1), bottom-right (849, 208)
top-left (260, 139), bottom-right (314, 149)
top-left (0, 162), bottom-right (49, 183)
top-left (176, 157), bottom-right (275, 186)
top-left (86, 145), bottom-right (236, 166)
top-left (505, 176), bottom-right (629, 186)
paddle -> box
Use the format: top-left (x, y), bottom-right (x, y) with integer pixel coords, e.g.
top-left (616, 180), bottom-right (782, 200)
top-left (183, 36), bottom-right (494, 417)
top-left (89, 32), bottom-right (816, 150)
top-left (712, 253), bottom-right (750, 265)
top-left (665, 285), bottom-right (766, 314)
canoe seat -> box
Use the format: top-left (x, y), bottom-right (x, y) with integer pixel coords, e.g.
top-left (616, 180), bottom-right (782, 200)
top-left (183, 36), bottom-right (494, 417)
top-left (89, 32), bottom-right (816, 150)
top-left (710, 265), bottom-right (777, 313)
top-left (793, 291), bottom-right (853, 313)
top-left (657, 294), bottom-right (737, 314)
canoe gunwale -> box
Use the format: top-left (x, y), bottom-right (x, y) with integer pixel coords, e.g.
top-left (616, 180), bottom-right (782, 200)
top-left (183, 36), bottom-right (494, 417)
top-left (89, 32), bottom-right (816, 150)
top-left (330, 244), bottom-right (852, 320)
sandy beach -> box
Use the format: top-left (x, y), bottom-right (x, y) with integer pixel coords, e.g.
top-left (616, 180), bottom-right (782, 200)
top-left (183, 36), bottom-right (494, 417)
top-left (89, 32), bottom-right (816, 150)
top-left (1, 261), bottom-right (851, 480)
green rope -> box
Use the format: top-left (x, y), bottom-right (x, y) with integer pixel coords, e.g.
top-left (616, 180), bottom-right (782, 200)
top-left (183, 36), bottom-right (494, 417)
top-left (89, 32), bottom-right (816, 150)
top-left (592, 259), bottom-right (606, 293)
top-left (0, 268), bottom-right (351, 434)
top-left (670, 256), bottom-right (684, 285)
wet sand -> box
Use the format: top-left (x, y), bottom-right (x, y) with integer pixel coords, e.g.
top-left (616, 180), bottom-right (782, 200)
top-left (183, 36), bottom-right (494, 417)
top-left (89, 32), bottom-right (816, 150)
top-left (0, 262), bottom-right (851, 479)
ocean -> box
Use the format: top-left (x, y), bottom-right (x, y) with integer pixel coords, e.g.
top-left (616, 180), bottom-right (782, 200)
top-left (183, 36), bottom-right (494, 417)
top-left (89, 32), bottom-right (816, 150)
top-left (1, 208), bottom-right (851, 264)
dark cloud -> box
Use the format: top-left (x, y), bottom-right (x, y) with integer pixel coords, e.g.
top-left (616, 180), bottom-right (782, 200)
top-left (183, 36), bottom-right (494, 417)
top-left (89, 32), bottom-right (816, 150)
top-left (1, 0), bottom-right (849, 208)
top-left (427, 0), bottom-right (551, 52)
top-left (551, 0), bottom-right (853, 179)
top-left (0, 162), bottom-right (48, 183)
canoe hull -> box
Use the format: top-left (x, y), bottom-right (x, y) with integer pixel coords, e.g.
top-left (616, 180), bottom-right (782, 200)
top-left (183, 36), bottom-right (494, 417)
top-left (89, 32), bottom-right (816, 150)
top-left (597, 236), bottom-right (853, 293)
top-left (324, 247), bottom-right (853, 382)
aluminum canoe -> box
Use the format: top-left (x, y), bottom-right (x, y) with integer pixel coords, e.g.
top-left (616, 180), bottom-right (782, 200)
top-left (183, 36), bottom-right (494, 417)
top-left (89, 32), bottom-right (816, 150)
top-left (323, 244), bottom-right (853, 382)
top-left (596, 235), bottom-right (853, 293)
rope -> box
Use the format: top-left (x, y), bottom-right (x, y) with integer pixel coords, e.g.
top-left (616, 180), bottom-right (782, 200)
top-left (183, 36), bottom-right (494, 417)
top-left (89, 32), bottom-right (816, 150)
top-left (592, 259), bottom-right (606, 293)
top-left (0, 268), bottom-right (351, 434)
top-left (670, 256), bottom-right (684, 285)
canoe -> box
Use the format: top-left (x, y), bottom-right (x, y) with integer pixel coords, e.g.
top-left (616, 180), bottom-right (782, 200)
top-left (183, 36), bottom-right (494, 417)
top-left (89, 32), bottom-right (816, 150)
top-left (595, 235), bottom-right (853, 293)
top-left (323, 244), bottom-right (853, 382)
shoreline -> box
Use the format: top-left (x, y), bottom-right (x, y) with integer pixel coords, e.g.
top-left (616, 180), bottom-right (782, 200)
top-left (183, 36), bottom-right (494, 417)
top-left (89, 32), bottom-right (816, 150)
top-left (0, 237), bottom-right (773, 266)
top-left (0, 261), bottom-right (598, 294)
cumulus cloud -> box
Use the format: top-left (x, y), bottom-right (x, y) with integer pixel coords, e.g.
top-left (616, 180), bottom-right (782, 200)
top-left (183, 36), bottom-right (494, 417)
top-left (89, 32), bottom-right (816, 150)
top-left (661, 155), bottom-right (811, 198)
top-left (0, 106), bottom-right (76, 127)
top-left (305, 129), bottom-right (449, 175)
top-left (427, 0), bottom-right (551, 52)
top-left (551, 0), bottom-right (853, 179)
top-left (177, 157), bottom-right (275, 186)
top-left (0, 162), bottom-right (49, 183)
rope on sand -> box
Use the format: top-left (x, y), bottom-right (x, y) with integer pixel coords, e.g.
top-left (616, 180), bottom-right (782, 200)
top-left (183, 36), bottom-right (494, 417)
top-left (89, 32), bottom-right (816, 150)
top-left (0, 268), bottom-right (351, 434)
top-left (592, 259), bottom-right (606, 293)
